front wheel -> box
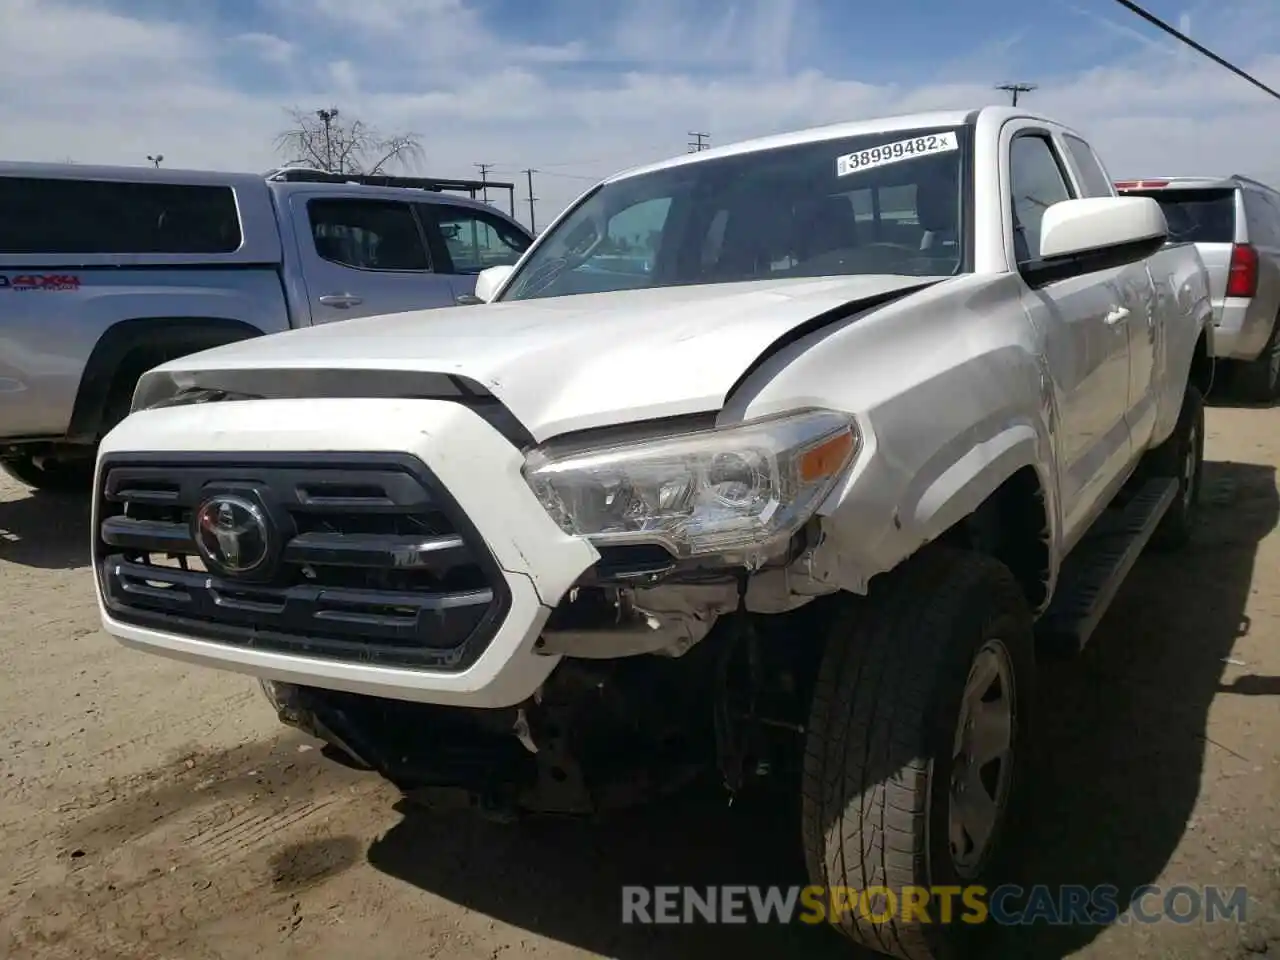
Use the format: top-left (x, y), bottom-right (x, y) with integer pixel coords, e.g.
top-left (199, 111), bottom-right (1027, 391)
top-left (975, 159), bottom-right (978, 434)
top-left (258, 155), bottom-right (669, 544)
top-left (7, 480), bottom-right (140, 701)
top-left (801, 548), bottom-right (1036, 959)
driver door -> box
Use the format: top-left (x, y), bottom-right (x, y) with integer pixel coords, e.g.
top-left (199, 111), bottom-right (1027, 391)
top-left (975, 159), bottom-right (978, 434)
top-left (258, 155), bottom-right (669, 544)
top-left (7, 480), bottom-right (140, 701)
top-left (1007, 127), bottom-right (1134, 549)
top-left (289, 192), bottom-right (457, 323)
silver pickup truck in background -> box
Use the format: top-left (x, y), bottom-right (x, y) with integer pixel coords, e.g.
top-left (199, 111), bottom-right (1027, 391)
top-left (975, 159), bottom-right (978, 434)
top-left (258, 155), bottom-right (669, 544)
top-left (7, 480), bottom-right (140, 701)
top-left (0, 162), bottom-right (533, 490)
top-left (1116, 174), bottom-right (1280, 400)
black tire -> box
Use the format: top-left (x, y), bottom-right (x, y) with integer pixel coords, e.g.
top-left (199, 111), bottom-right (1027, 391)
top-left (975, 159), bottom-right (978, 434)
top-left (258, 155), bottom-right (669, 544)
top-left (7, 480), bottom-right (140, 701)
top-left (1142, 384), bottom-right (1205, 551)
top-left (1232, 315), bottom-right (1280, 402)
top-left (0, 453), bottom-right (94, 492)
top-left (801, 548), bottom-right (1036, 960)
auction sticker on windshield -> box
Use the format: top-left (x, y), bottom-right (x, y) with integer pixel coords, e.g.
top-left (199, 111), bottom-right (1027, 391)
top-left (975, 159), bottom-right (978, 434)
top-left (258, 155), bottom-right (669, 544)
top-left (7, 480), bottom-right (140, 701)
top-left (836, 131), bottom-right (959, 177)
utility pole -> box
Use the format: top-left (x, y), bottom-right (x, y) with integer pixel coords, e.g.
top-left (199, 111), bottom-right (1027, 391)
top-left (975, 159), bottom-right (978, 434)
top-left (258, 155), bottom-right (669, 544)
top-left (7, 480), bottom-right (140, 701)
top-left (523, 168), bottom-right (538, 233)
top-left (995, 82), bottom-right (1037, 106)
top-left (146, 154), bottom-right (163, 167)
top-left (687, 131), bottom-right (710, 153)
top-left (316, 107), bottom-right (339, 172)
top-left (475, 162), bottom-right (493, 202)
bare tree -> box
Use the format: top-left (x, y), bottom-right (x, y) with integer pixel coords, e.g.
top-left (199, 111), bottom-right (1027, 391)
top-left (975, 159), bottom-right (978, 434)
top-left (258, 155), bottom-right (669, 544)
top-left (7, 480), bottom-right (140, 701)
top-left (273, 106), bottom-right (424, 175)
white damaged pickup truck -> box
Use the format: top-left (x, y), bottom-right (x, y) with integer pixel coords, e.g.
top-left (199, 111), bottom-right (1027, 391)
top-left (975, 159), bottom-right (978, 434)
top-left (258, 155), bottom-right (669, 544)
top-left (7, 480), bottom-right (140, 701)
top-left (92, 106), bottom-right (1214, 958)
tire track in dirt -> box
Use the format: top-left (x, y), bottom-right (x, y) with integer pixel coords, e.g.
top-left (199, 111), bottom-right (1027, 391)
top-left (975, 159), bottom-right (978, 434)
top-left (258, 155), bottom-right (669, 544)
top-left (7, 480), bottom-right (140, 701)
top-left (1, 732), bottom-right (387, 960)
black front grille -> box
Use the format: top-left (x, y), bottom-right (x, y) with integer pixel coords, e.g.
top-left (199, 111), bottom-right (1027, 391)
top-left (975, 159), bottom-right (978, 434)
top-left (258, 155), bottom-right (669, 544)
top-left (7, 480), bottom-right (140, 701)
top-left (94, 453), bottom-right (510, 671)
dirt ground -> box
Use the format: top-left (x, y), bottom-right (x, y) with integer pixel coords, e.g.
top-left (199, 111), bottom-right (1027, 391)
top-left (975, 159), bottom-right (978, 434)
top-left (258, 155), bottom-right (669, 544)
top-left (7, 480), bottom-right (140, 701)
top-left (1, 403), bottom-right (1278, 960)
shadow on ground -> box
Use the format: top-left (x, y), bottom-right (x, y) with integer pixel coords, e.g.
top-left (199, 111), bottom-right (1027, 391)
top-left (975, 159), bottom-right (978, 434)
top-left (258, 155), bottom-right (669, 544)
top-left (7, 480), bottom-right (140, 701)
top-left (0, 489), bottom-right (90, 569)
top-left (366, 459), bottom-right (1275, 960)
top-left (1204, 368), bottom-right (1278, 411)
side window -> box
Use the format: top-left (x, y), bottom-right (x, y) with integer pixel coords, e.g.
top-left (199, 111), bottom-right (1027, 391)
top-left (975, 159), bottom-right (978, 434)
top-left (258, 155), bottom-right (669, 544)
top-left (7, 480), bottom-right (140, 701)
top-left (1263, 193), bottom-right (1280, 248)
top-left (1062, 135), bottom-right (1115, 198)
top-left (0, 176), bottom-right (242, 255)
top-left (1009, 135), bottom-right (1074, 264)
top-left (306, 199), bottom-right (430, 272)
top-left (1245, 189), bottom-right (1280, 248)
top-left (428, 206), bottom-right (530, 274)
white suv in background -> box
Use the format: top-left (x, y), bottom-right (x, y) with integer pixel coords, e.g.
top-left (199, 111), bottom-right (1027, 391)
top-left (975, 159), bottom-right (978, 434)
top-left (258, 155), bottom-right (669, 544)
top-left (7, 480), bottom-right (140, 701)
top-left (1117, 175), bottom-right (1280, 400)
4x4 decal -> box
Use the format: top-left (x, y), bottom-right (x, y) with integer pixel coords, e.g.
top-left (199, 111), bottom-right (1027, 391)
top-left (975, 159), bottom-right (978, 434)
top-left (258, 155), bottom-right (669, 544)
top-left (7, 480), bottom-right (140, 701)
top-left (0, 274), bottom-right (81, 291)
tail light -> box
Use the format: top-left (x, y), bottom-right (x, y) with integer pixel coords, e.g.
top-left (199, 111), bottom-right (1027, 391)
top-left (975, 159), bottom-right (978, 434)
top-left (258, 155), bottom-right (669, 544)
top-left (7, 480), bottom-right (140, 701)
top-left (1227, 243), bottom-right (1259, 298)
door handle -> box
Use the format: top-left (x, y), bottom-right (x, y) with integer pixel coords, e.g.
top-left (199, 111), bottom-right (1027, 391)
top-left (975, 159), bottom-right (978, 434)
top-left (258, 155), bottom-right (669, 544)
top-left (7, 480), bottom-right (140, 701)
top-left (455, 294), bottom-right (484, 305)
top-left (318, 293), bottom-right (363, 308)
top-left (1104, 306), bottom-right (1130, 326)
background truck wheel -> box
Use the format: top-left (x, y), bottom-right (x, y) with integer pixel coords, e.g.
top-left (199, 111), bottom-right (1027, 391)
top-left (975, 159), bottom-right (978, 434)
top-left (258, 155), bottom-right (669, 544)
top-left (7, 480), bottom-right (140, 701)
top-left (0, 453), bottom-right (94, 493)
top-left (1142, 384), bottom-right (1205, 551)
top-left (800, 548), bottom-right (1035, 960)
top-left (1232, 315), bottom-right (1280, 402)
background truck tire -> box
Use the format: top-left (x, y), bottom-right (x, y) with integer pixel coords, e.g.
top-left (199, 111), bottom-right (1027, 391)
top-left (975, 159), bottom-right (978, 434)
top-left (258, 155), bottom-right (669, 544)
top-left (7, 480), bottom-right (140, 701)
top-left (1142, 384), bottom-right (1205, 551)
top-left (1232, 314), bottom-right (1280, 403)
top-left (0, 454), bottom-right (94, 493)
top-left (800, 548), bottom-right (1036, 960)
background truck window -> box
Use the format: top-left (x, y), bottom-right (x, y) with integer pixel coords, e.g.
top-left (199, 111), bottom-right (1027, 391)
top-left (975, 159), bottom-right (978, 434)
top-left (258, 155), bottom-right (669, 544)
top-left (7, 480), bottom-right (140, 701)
top-left (307, 198), bottom-right (430, 271)
top-left (1124, 188), bottom-right (1236, 244)
top-left (1242, 188), bottom-right (1280, 248)
top-left (0, 176), bottom-right (242, 254)
top-left (431, 207), bottom-right (531, 274)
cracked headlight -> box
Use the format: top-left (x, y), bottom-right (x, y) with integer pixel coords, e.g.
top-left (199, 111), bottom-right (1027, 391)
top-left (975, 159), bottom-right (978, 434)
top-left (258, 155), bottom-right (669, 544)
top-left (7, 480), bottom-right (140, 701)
top-left (522, 409), bottom-right (859, 561)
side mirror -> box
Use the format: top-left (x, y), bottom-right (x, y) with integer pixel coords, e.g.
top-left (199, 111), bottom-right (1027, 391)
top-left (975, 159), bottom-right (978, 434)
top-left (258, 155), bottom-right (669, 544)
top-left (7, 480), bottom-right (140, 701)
top-left (1039, 196), bottom-right (1167, 263)
top-left (473, 264), bottom-right (515, 303)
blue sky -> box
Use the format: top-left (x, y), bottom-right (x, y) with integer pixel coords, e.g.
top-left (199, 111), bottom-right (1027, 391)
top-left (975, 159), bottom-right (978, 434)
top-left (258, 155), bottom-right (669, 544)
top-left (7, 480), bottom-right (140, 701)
top-left (1, 0), bottom-right (1278, 226)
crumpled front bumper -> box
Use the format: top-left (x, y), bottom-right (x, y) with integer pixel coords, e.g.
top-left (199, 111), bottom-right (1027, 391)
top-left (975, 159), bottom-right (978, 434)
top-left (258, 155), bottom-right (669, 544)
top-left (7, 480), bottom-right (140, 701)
top-left (93, 397), bottom-right (600, 709)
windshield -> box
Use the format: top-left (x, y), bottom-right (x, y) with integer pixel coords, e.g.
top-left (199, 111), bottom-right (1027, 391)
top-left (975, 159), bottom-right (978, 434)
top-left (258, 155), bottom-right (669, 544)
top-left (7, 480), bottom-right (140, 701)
top-left (499, 125), bottom-right (968, 302)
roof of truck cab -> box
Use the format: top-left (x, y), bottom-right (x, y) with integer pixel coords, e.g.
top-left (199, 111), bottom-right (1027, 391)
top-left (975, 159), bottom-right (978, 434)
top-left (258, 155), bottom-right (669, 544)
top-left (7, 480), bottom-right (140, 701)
top-left (0, 160), bottom-right (516, 216)
top-left (265, 179), bottom-right (515, 215)
top-left (604, 105), bottom-right (1063, 183)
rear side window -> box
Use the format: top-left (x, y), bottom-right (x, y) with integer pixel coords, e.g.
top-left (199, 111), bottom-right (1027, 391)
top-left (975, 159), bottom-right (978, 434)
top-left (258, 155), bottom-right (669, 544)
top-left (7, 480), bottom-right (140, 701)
top-left (307, 198), bottom-right (430, 271)
top-left (1124, 188), bottom-right (1236, 243)
top-left (0, 176), bottom-right (242, 255)
top-left (1242, 188), bottom-right (1280, 248)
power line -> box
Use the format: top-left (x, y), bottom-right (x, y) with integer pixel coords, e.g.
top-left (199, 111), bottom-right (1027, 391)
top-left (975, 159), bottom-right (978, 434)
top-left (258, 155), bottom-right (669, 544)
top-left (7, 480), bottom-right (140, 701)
top-left (995, 82), bottom-right (1037, 106)
top-left (687, 131), bottom-right (710, 153)
top-left (1110, 0), bottom-right (1280, 100)
top-left (523, 168), bottom-right (538, 233)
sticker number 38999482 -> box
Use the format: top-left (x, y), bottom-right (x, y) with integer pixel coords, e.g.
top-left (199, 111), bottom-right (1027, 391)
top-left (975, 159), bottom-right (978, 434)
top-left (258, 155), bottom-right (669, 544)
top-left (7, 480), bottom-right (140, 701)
top-left (836, 131), bottom-right (959, 177)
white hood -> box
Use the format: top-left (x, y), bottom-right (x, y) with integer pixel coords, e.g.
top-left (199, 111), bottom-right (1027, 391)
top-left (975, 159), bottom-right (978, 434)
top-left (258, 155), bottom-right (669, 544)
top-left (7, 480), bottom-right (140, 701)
top-left (145, 275), bottom-right (940, 441)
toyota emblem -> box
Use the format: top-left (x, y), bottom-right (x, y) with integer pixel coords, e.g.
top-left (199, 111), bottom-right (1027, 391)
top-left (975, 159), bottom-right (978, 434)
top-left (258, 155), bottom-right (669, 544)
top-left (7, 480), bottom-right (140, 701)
top-left (192, 494), bottom-right (272, 575)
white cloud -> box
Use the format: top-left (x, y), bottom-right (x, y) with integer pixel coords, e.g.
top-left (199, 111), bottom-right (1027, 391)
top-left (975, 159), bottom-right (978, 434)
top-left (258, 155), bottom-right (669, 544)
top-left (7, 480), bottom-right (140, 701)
top-left (236, 32), bottom-right (295, 64)
top-left (329, 60), bottom-right (360, 96)
top-left (0, 0), bottom-right (1278, 228)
